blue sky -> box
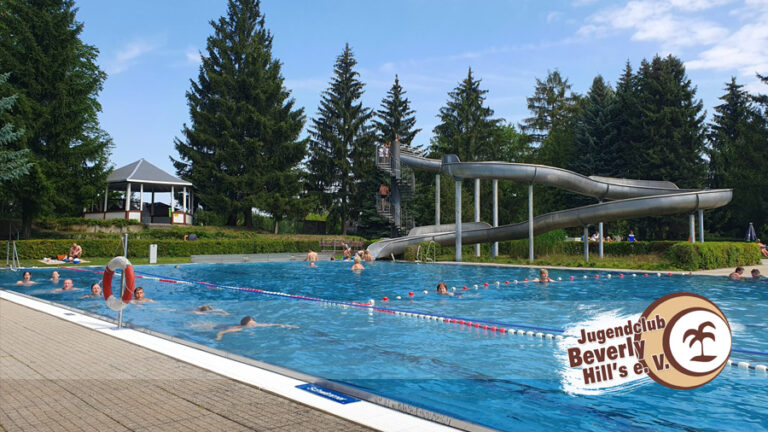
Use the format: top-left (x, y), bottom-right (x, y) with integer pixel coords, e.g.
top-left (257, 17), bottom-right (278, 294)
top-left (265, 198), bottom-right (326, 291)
top-left (74, 0), bottom-right (768, 176)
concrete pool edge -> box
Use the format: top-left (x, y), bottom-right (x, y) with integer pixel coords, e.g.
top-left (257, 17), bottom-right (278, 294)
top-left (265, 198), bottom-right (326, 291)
top-left (0, 289), bottom-right (496, 432)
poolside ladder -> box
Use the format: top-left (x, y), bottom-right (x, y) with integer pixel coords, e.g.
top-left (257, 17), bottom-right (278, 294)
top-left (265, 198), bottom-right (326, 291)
top-left (425, 241), bottom-right (436, 263)
top-left (6, 241), bottom-right (20, 271)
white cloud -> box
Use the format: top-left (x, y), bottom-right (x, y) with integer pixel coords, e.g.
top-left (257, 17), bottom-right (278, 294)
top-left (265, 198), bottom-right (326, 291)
top-left (107, 39), bottom-right (163, 75)
top-left (547, 11), bottom-right (563, 23)
top-left (578, 0), bottom-right (730, 50)
top-left (577, 0), bottom-right (768, 93)
top-left (185, 48), bottom-right (202, 66)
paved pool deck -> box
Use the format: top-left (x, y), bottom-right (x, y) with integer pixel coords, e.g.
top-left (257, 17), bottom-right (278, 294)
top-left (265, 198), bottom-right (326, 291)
top-left (0, 298), bottom-right (377, 432)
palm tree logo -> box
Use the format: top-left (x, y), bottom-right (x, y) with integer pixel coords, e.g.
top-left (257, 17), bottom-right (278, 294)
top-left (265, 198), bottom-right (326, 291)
top-left (683, 321), bottom-right (717, 362)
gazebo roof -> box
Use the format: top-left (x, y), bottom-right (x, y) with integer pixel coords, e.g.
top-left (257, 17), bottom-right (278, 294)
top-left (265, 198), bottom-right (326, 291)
top-left (107, 159), bottom-right (192, 192)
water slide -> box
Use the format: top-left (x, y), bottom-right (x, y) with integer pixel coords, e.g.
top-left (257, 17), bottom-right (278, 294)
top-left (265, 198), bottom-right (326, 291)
top-left (368, 154), bottom-right (733, 259)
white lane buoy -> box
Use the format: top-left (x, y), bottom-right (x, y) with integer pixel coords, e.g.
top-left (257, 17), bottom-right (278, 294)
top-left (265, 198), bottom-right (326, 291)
top-left (423, 290), bottom-right (428, 294)
top-left (545, 334), bottom-right (554, 339)
top-left (369, 299), bottom-right (375, 306)
top-left (555, 335), bottom-right (564, 340)
top-left (657, 272), bottom-right (661, 277)
top-left (632, 274), bottom-right (637, 277)
top-left (583, 275), bottom-right (588, 279)
top-left (607, 274), bottom-right (612, 279)
top-left (557, 277), bottom-right (562, 281)
top-left (535, 332), bottom-right (544, 338)
top-left (738, 362), bottom-right (750, 369)
top-left (473, 284), bottom-right (478, 290)
top-left (755, 364), bottom-right (767, 373)
top-left (526, 331), bottom-right (535, 336)
top-left (452, 287), bottom-right (456, 291)
top-left (514, 280), bottom-right (518, 284)
top-left (495, 281), bottom-right (500, 286)
top-left (396, 296), bottom-right (402, 300)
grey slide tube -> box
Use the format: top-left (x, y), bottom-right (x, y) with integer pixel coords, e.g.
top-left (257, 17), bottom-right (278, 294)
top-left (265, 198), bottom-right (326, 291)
top-left (368, 155), bottom-right (732, 259)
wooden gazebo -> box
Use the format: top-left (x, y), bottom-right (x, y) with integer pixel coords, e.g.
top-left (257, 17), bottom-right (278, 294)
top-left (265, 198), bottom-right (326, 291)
top-left (84, 159), bottom-right (194, 225)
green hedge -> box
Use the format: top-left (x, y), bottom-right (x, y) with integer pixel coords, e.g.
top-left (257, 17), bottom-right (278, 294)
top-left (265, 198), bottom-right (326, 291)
top-left (666, 242), bottom-right (761, 270)
top-left (38, 217), bottom-right (143, 229)
top-left (11, 238), bottom-right (325, 259)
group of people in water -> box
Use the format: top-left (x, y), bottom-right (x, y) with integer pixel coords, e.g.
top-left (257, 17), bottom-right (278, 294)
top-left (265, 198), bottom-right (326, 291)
top-left (304, 246), bottom-right (373, 270)
top-left (728, 266), bottom-right (763, 280)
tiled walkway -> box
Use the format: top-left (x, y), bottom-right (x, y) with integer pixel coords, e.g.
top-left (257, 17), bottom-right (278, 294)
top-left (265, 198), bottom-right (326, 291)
top-left (0, 299), bottom-right (373, 431)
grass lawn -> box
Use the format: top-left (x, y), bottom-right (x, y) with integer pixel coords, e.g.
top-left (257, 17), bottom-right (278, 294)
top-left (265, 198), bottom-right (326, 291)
top-left (18, 256), bottom-right (191, 268)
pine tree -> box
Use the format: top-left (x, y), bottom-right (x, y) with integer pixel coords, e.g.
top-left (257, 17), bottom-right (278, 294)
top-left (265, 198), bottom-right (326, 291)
top-left (520, 70), bottom-right (577, 146)
top-left (612, 61), bottom-right (640, 178)
top-left (569, 75), bottom-right (617, 177)
top-left (374, 75), bottom-right (421, 147)
top-left (306, 44), bottom-right (375, 235)
top-left (628, 55), bottom-right (707, 188)
top-left (0, 0), bottom-right (112, 235)
top-left (0, 72), bottom-right (31, 182)
top-left (431, 68), bottom-right (502, 161)
top-left (172, 0), bottom-right (307, 230)
top-left (707, 77), bottom-right (768, 237)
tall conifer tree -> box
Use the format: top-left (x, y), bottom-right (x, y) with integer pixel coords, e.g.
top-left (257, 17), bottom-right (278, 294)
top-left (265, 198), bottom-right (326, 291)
top-left (0, 72), bottom-right (30, 182)
top-left (173, 0), bottom-right (307, 229)
top-left (627, 55), bottom-right (706, 188)
top-left (431, 68), bottom-right (502, 161)
top-left (707, 77), bottom-right (768, 237)
top-left (569, 75), bottom-right (617, 177)
top-left (0, 0), bottom-right (111, 235)
top-left (374, 75), bottom-right (421, 147)
top-left (306, 44), bottom-right (375, 235)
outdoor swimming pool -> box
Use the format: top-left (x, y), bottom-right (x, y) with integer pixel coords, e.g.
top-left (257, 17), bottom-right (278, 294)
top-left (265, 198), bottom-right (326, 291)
top-left (2, 262), bottom-right (767, 431)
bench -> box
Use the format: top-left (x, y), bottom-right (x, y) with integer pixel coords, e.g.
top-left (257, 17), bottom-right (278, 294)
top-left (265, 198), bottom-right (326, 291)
top-left (318, 239), bottom-right (365, 252)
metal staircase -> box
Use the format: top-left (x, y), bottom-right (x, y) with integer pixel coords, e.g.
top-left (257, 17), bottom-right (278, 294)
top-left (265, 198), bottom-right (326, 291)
top-left (375, 143), bottom-right (421, 234)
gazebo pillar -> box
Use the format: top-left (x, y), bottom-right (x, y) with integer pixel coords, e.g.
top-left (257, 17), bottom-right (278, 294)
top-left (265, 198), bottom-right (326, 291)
top-left (183, 186), bottom-right (188, 212)
top-left (171, 186), bottom-right (175, 221)
top-left (125, 183), bottom-right (131, 211)
top-left (139, 184), bottom-right (144, 215)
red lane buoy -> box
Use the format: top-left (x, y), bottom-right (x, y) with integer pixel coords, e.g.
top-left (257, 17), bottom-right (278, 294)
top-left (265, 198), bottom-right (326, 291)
top-left (643, 273), bottom-right (649, 277)
top-left (595, 275), bottom-right (599, 279)
top-left (524, 278), bottom-right (529, 282)
top-left (490, 326), bottom-right (497, 331)
top-left (505, 280), bottom-right (510, 284)
top-left (569, 276), bottom-right (575, 280)
top-left (408, 292), bottom-right (414, 297)
top-left (463, 286), bottom-right (468, 290)
top-left (484, 282), bottom-right (489, 286)
top-left (667, 272), bottom-right (673, 276)
top-left (382, 296), bottom-right (389, 301)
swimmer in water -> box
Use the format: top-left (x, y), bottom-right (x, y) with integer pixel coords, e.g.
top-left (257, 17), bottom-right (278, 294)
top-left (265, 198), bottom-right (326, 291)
top-left (16, 271), bottom-right (36, 285)
top-left (436, 282), bottom-right (455, 296)
top-left (193, 305), bottom-right (228, 315)
top-left (351, 255), bottom-right (364, 271)
top-left (50, 271), bottom-right (60, 282)
top-left (132, 287), bottom-right (155, 303)
top-left (53, 279), bottom-right (78, 293)
top-left (534, 269), bottom-right (556, 284)
top-left (81, 283), bottom-right (102, 298)
top-left (215, 316), bottom-right (297, 340)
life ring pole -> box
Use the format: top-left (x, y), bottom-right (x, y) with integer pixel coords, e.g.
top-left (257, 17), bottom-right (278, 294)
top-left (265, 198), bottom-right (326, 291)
top-left (117, 233), bottom-right (128, 329)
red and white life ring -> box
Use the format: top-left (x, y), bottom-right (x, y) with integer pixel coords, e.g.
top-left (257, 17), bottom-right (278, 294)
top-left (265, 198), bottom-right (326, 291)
top-left (102, 256), bottom-right (135, 311)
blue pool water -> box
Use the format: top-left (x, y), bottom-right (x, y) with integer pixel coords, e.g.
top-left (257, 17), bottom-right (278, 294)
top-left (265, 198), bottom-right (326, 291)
top-left (2, 262), bottom-right (767, 431)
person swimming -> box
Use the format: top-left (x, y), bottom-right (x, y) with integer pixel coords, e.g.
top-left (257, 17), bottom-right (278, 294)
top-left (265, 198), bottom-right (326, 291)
top-left (351, 255), bottom-right (364, 271)
top-left (436, 282), bottom-right (455, 296)
top-left (16, 271), bottom-right (36, 285)
top-left (534, 269), bottom-right (555, 284)
top-left (132, 287), bottom-right (155, 303)
top-left (53, 279), bottom-right (78, 293)
top-left (193, 305), bottom-right (228, 315)
top-left (215, 315), bottom-right (297, 340)
top-left (81, 283), bottom-right (102, 298)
